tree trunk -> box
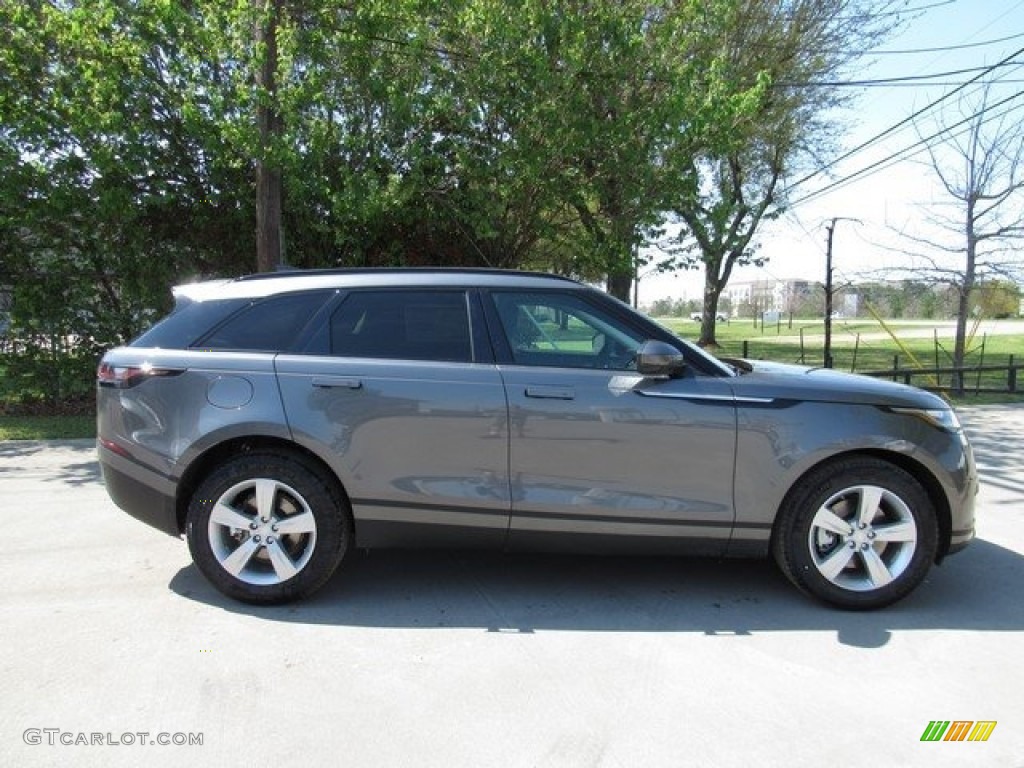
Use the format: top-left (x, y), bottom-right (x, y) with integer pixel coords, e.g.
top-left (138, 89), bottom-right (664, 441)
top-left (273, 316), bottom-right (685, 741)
top-left (700, 268), bottom-right (724, 346)
top-left (606, 269), bottom-right (633, 303)
top-left (951, 196), bottom-right (978, 394)
top-left (255, 0), bottom-right (283, 273)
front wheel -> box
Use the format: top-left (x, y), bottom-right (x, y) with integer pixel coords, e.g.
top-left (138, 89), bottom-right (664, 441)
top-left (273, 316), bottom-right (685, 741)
top-left (772, 457), bottom-right (939, 610)
top-left (186, 452), bottom-right (351, 604)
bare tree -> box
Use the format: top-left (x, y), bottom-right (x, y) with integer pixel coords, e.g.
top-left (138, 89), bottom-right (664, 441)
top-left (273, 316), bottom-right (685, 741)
top-left (899, 84), bottom-right (1024, 391)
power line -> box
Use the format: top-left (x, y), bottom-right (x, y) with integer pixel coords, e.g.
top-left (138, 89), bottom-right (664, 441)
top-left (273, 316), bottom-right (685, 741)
top-left (791, 44), bottom-right (1024, 190)
top-left (870, 30), bottom-right (1024, 55)
top-left (775, 30), bottom-right (1024, 58)
top-left (782, 60), bottom-right (1024, 87)
top-left (850, 79), bottom-right (1024, 88)
top-left (837, 1), bottom-right (1015, 151)
top-left (790, 89), bottom-right (1024, 207)
top-left (792, 96), bottom-right (1024, 206)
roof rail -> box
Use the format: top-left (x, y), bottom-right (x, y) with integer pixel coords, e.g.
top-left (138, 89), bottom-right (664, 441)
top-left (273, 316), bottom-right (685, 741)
top-left (233, 266), bottom-right (579, 283)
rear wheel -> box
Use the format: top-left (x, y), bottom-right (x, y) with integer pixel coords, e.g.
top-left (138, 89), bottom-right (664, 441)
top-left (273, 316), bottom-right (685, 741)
top-left (772, 457), bottom-right (938, 610)
top-left (186, 452), bottom-right (350, 604)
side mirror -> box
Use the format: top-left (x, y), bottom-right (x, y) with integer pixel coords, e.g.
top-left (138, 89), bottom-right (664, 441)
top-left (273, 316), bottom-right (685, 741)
top-left (635, 340), bottom-right (686, 378)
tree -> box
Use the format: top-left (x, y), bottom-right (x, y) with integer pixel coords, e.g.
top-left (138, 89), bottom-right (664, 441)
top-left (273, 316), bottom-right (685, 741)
top-left (0, 0), bottom-right (916, 403)
top-left (0, 0), bottom-right (256, 402)
top-left (406, 0), bottom-right (767, 299)
top-left (254, 0), bottom-right (285, 272)
top-left (973, 280), bottom-right (1020, 318)
top-left (899, 83), bottom-right (1024, 391)
top-left (653, 0), bottom-right (900, 347)
top-left (551, 0), bottom-right (766, 300)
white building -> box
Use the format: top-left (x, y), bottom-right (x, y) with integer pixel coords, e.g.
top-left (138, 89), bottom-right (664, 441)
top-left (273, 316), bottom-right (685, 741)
top-left (723, 278), bottom-right (818, 315)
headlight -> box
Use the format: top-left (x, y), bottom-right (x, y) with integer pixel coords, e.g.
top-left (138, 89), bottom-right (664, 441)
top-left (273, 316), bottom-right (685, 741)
top-left (890, 407), bottom-right (962, 432)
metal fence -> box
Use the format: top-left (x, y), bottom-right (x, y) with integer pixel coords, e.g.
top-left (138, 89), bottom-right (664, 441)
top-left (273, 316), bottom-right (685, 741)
top-left (859, 360), bottom-right (1023, 395)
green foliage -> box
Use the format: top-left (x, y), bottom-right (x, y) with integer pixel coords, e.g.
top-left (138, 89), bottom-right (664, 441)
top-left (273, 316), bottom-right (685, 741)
top-left (0, 0), bottom-right (898, 402)
top-left (654, 0), bottom-right (903, 344)
top-left (973, 280), bottom-right (1020, 319)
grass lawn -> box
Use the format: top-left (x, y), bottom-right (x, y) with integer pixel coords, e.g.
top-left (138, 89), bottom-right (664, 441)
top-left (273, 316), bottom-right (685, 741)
top-left (0, 413), bottom-right (96, 441)
top-left (659, 316), bottom-right (1024, 398)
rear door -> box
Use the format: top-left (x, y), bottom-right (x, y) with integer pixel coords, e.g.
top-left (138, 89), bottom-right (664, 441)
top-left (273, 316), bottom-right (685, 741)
top-left (275, 289), bottom-right (510, 548)
top-left (485, 289), bottom-right (738, 555)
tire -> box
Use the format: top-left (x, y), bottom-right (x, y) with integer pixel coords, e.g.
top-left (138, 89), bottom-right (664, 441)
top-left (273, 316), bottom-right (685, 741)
top-left (772, 457), bottom-right (939, 610)
top-left (186, 452), bottom-right (351, 604)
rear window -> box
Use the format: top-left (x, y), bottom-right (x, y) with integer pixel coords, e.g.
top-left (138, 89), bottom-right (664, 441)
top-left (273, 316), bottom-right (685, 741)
top-left (131, 299), bottom-right (248, 349)
top-left (196, 291), bottom-right (332, 352)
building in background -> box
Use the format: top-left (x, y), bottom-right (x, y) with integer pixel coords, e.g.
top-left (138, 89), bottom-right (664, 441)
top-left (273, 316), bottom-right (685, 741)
top-left (724, 279), bottom-right (822, 318)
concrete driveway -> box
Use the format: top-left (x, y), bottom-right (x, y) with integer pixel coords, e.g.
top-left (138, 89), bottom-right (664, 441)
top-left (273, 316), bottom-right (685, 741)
top-left (2, 405), bottom-right (1023, 767)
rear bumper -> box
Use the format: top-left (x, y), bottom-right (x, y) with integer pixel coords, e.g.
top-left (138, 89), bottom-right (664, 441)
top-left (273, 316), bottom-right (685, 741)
top-left (98, 442), bottom-right (181, 537)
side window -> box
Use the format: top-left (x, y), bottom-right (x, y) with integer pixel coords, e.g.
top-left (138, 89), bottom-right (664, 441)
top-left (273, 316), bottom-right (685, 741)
top-left (196, 291), bottom-right (330, 352)
top-left (491, 292), bottom-right (644, 370)
top-left (131, 298), bottom-right (248, 349)
top-left (330, 291), bottom-right (472, 362)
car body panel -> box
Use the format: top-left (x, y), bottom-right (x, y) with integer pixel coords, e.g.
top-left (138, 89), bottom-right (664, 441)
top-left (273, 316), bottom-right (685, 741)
top-left (98, 348), bottom-right (289, 470)
top-left (727, 398), bottom-right (976, 556)
top-left (500, 365), bottom-right (737, 555)
top-left (97, 348), bottom-right (294, 533)
top-left (274, 355), bottom-right (511, 549)
top-left (729, 360), bottom-right (946, 408)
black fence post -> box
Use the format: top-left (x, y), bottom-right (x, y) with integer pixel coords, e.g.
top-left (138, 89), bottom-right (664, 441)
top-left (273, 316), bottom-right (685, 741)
top-left (975, 335), bottom-right (987, 394)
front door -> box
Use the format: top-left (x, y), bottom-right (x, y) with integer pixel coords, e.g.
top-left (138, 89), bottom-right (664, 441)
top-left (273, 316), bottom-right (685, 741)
top-left (487, 290), bottom-right (737, 555)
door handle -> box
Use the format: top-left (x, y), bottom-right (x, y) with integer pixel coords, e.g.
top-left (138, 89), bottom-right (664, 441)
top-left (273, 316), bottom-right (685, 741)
top-left (311, 376), bottom-right (363, 390)
top-left (525, 385), bottom-right (575, 400)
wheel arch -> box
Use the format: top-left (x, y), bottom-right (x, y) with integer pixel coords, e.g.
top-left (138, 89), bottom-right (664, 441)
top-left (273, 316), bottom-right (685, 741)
top-left (772, 449), bottom-right (952, 562)
top-left (175, 436), bottom-right (353, 536)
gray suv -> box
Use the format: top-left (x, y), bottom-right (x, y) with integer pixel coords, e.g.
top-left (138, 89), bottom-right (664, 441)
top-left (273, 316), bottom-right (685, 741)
top-left (97, 269), bottom-right (976, 609)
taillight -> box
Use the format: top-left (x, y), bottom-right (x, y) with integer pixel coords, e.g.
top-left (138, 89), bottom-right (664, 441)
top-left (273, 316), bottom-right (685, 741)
top-left (97, 362), bottom-right (179, 388)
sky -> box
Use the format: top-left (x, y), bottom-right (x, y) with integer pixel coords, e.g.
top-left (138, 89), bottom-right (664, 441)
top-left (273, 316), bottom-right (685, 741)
top-left (637, 0), bottom-right (1024, 305)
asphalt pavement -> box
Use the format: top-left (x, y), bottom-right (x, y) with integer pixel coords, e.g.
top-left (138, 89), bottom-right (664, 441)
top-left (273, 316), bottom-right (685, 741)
top-left (2, 404), bottom-right (1023, 767)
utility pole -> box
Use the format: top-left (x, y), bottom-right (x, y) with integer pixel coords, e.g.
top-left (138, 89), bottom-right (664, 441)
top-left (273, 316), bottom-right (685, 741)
top-left (824, 222), bottom-right (835, 368)
top-left (823, 217), bottom-right (859, 368)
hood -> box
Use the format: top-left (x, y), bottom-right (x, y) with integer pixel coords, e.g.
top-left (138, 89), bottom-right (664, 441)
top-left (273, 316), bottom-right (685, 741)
top-left (727, 359), bottom-right (948, 409)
